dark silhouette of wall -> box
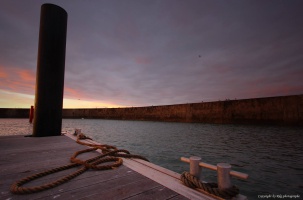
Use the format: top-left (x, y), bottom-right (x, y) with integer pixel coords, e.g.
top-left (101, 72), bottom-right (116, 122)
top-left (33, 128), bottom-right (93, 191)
top-left (1, 95), bottom-right (302, 126)
top-left (0, 108), bottom-right (29, 118)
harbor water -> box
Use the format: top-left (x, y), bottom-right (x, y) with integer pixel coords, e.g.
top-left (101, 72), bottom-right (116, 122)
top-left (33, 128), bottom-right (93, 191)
top-left (1, 118), bottom-right (302, 199)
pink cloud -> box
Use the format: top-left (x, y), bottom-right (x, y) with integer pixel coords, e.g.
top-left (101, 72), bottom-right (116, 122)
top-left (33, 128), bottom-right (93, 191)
top-left (247, 82), bottom-right (303, 98)
top-left (16, 69), bottom-right (36, 82)
top-left (64, 86), bottom-right (83, 99)
top-left (0, 66), bottom-right (87, 101)
top-left (135, 57), bottom-right (151, 65)
top-left (0, 66), bottom-right (35, 95)
top-left (0, 66), bottom-right (8, 78)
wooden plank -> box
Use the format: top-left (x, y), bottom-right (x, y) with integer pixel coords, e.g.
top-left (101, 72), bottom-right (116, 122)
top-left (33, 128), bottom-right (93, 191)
top-left (2, 166), bottom-right (133, 194)
top-left (1, 140), bottom-right (112, 184)
top-left (0, 133), bottom-right (248, 200)
top-left (0, 142), bottom-right (95, 163)
top-left (0, 138), bottom-right (80, 152)
top-left (123, 158), bottom-right (214, 200)
top-left (170, 195), bottom-right (192, 200)
top-left (1, 135), bottom-right (188, 200)
top-left (3, 168), bottom-right (145, 200)
top-left (70, 134), bottom-right (248, 200)
top-left (0, 137), bottom-right (96, 174)
top-left (65, 133), bottom-right (214, 200)
top-left (0, 136), bottom-right (79, 155)
top-left (78, 176), bottom-right (161, 200)
top-left (130, 158), bottom-right (181, 179)
top-left (125, 185), bottom-right (180, 200)
top-left (0, 148), bottom-right (77, 165)
top-left (39, 173), bottom-right (155, 200)
top-left (1, 157), bottom-right (73, 176)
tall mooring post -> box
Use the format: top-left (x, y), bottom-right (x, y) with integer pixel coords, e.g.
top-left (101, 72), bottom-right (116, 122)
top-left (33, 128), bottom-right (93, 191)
top-left (33, 4), bottom-right (68, 137)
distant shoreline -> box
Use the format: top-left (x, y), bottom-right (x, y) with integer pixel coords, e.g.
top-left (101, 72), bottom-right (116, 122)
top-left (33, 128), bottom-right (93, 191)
top-left (1, 94), bottom-right (302, 126)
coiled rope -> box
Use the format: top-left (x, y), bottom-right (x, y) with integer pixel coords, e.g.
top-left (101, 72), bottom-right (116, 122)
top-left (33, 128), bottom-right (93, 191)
top-left (10, 133), bottom-right (149, 194)
top-left (180, 172), bottom-right (239, 199)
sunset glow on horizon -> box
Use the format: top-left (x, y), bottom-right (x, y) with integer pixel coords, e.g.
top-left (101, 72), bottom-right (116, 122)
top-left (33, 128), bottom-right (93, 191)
top-left (0, 89), bottom-right (124, 109)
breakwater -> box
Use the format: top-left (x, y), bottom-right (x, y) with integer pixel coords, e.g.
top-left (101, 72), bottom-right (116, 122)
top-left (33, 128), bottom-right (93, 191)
top-left (1, 95), bottom-right (302, 126)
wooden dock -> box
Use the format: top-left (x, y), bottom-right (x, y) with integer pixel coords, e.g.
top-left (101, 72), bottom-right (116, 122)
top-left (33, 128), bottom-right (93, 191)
top-left (0, 134), bottom-right (218, 200)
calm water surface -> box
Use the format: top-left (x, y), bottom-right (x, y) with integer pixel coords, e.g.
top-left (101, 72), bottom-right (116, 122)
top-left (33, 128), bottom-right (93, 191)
top-left (1, 118), bottom-right (302, 199)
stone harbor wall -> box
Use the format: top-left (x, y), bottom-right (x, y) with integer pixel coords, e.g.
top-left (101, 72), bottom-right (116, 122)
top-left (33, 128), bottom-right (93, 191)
top-left (62, 95), bottom-right (303, 126)
top-left (1, 95), bottom-right (302, 126)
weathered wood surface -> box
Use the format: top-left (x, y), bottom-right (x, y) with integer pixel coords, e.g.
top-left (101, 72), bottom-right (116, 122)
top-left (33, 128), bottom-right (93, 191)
top-left (65, 133), bottom-right (217, 200)
top-left (0, 134), bottom-right (212, 200)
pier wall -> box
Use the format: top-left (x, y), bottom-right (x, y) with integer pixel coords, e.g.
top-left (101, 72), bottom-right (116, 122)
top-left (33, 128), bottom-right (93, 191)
top-left (0, 108), bottom-right (29, 118)
top-left (1, 95), bottom-right (302, 126)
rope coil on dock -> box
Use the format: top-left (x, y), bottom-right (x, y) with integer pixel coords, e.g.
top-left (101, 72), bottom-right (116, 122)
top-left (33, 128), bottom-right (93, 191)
top-left (181, 171), bottom-right (239, 199)
top-left (10, 133), bottom-right (149, 194)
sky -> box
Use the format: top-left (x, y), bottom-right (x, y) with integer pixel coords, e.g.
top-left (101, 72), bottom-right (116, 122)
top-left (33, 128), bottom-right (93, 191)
top-left (0, 0), bottom-right (303, 108)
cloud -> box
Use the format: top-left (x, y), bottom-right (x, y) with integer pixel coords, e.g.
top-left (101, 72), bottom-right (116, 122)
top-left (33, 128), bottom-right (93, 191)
top-left (0, 67), bottom-right (8, 78)
top-left (0, 0), bottom-right (303, 108)
top-left (0, 66), bottom-right (35, 95)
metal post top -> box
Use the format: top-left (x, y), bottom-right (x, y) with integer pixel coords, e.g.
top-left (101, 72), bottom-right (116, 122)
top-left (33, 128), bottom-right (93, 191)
top-left (217, 163), bottom-right (231, 168)
top-left (189, 156), bottom-right (201, 161)
top-left (41, 3), bottom-right (67, 15)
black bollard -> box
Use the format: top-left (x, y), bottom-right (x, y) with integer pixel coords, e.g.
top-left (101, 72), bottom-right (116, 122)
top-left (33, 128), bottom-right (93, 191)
top-left (33, 4), bottom-right (68, 137)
